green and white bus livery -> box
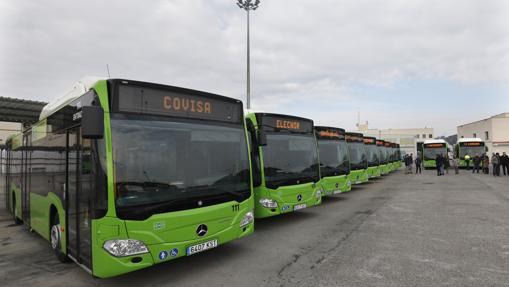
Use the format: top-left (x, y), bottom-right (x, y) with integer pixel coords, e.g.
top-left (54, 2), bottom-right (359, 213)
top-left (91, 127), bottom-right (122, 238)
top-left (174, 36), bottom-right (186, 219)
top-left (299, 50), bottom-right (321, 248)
top-left (4, 78), bottom-right (254, 278)
top-left (363, 136), bottom-right (381, 178)
top-left (245, 112), bottom-right (322, 218)
top-left (422, 139), bottom-right (448, 168)
top-left (455, 138), bottom-right (487, 167)
top-left (345, 132), bottom-right (369, 185)
top-left (315, 126), bottom-right (352, 196)
top-left (377, 140), bottom-right (390, 175)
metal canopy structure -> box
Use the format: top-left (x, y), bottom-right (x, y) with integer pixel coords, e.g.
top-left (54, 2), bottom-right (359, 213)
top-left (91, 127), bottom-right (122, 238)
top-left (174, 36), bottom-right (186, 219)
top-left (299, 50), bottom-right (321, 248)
top-left (0, 96), bottom-right (47, 125)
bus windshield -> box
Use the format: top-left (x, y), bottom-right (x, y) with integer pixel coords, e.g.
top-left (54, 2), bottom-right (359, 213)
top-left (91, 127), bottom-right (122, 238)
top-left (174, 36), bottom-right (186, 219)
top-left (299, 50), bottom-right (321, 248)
top-left (317, 140), bottom-right (349, 177)
top-left (459, 145), bottom-right (485, 158)
top-left (347, 142), bottom-right (367, 170)
top-left (111, 116), bottom-right (250, 218)
top-left (365, 145), bottom-right (379, 167)
top-left (423, 146), bottom-right (447, 160)
top-left (262, 133), bottom-right (319, 189)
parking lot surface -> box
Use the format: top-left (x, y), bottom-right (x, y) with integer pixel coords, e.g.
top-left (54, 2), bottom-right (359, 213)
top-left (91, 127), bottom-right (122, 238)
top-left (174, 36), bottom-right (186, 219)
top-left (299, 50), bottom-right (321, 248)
top-left (1, 169), bottom-right (509, 287)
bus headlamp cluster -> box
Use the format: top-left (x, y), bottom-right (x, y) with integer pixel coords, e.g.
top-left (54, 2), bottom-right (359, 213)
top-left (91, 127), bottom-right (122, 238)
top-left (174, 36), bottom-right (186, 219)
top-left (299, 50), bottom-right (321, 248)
top-left (103, 239), bottom-right (149, 257)
top-left (240, 211), bottom-right (254, 228)
top-left (259, 198), bottom-right (278, 208)
top-left (315, 189), bottom-right (322, 198)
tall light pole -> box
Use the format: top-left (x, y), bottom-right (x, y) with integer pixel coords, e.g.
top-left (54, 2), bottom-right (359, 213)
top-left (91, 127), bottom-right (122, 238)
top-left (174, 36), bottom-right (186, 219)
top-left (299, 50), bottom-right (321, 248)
top-left (237, 0), bottom-right (260, 110)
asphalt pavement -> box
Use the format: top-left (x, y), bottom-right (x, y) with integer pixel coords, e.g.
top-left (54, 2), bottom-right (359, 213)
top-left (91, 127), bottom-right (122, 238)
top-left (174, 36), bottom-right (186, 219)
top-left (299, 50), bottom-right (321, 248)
top-left (1, 169), bottom-right (508, 287)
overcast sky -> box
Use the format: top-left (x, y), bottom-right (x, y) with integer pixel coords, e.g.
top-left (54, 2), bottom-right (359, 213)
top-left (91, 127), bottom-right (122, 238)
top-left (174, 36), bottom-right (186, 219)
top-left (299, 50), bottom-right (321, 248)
top-left (1, 0), bottom-right (508, 136)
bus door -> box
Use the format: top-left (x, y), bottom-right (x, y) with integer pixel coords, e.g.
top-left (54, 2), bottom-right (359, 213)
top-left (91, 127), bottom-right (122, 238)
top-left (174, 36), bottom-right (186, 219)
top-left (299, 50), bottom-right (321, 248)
top-left (66, 126), bottom-right (92, 270)
top-left (21, 133), bottom-right (31, 225)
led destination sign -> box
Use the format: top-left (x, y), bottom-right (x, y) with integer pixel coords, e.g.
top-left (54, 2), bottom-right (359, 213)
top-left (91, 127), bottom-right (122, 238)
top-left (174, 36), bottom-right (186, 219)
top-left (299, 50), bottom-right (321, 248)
top-left (363, 137), bottom-right (376, 145)
top-left (115, 84), bottom-right (243, 123)
top-left (315, 127), bottom-right (345, 140)
top-left (259, 114), bottom-right (313, 133)
top-left (424, 143), bottom-right (446, 148)
top-left (459, 142), bottom-right (484, 147)
top-left (345, 133), bottom-right (363, 143)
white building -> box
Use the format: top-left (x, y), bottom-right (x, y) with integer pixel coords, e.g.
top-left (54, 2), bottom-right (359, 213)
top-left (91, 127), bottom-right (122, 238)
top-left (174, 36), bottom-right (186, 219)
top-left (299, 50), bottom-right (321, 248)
top-left (0, 121), bottom-right (22, 147)
top-left (457, 112), bottom-right (509, 155)
top-left (357, 122), bottom-right (434, 157)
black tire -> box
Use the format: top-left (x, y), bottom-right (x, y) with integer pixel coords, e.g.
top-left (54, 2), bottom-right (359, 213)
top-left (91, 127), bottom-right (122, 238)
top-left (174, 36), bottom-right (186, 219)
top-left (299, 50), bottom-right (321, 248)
top-left (50, 213), bottom-right (69, 263)
top-left (12, 196), bottom-right (22, 225)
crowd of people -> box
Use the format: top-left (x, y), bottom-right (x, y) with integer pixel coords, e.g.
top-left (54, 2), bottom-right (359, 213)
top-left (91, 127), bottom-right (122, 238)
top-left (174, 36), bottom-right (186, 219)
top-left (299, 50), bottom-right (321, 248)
top-left (403, 151), bottom-right (509, 176)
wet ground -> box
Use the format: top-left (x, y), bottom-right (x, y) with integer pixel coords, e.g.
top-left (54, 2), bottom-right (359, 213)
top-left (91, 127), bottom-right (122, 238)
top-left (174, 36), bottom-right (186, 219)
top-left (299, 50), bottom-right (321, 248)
top-left (1, 169), bottom-right (509, 287)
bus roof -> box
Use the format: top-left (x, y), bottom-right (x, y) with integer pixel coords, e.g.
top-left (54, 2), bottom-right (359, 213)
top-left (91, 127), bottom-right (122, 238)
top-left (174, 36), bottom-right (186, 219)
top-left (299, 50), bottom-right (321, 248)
top-left (423, 139), bottom-right (447, 145)
top-left (457, 137), bottom-right (483, 143)
top-left (39, 76), bottom-right (104, 120)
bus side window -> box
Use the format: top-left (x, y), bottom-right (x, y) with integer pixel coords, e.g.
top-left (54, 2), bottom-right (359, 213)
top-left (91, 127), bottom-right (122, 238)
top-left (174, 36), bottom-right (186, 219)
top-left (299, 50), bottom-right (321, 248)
top-left (246, 119), bottom-right (262, 188)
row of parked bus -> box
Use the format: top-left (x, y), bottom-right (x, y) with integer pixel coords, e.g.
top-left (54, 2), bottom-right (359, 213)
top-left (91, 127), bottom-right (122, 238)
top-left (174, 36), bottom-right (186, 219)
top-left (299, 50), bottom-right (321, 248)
top-left (3, 78), bottom-right (401, 278)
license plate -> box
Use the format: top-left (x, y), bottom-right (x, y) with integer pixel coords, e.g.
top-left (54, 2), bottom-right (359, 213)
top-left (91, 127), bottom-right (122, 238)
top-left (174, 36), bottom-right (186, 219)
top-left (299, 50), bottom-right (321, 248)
top-left (186, 239), bottom-right (218, 256)
top-left (355, 181), bottom-right (361, 184)
top-left (294, 203), bottom-right (307, 211)
top-left (333, 189), bottom-right (342, 194)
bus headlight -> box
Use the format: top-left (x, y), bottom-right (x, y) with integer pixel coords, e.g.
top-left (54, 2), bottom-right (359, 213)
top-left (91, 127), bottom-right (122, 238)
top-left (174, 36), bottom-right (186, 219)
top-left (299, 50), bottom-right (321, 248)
top-left (259, 198), bottom-right (278, 208)
top-left (240, 211), bottom-right (254, 228)
top-left (315, 189), bottom-right (322, 198)
top-left (103, 239), bottom-right (149, 257)
top-left (347, 180), bottom-right (352, 187)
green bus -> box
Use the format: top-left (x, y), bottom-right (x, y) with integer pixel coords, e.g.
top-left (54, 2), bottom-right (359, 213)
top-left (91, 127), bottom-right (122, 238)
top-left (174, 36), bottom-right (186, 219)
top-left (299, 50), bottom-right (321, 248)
top-left (377, 139), bottom-right (390, 175)
top-left (315, 126), bottom-right (352, 196)
top-left (4, 78), bottom-right (255, 278)
top-left (345, 132), bottom-right (369, 185)
top-left (363, 136), bottom-right (381, 179)
top-left (455, 138), bottom-right (487, 168)
top-left (245, 113), bottom-right (322, 218)
top-left (422, 139), bottom-right (448, 168)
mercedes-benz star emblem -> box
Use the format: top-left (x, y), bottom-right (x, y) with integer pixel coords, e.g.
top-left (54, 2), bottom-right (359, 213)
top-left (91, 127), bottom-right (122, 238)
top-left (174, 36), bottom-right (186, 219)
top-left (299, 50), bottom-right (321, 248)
top-left (335, 183), bottom-right (339, 188)
top-left (196, 224), bottom-right (208, 237)
top-left (297, 194), bottom-right (302, 201)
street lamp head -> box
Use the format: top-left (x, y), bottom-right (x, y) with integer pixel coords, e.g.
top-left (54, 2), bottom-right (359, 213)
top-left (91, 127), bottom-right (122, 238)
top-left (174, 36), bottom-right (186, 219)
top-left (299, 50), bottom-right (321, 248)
top-left (237, 0), bottom-right (260, 11)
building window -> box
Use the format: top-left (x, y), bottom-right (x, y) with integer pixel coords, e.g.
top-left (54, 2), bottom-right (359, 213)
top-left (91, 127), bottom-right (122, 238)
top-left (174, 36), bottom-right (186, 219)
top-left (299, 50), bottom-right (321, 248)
top-left (415, 134), bottom-right (419, 138)
top-left (485, 131), bottom-right (489, 140)
top-left (473, 133), bottom-right (477, 138)
top-left (422, 134), bottom-right (426, 139)
top-left (429, 134), bottom-right (432, 138)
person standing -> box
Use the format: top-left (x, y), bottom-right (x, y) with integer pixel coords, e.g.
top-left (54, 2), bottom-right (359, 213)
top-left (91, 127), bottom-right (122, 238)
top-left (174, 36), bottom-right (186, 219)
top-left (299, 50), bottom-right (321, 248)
top-left (435, 154), bottom-right (442, 176)
top-left (501, 152), bottom-right (509, 176)
top-left (473, 155), bottom-right (481, 174)
top-left (415, 154), bottom-right (422, 174)
top-left (482, 154), bottom-right (490, 174)
top-left (464, 154), bottom-right (471, 170)
top-left (404, 155), bottom-right (410, 174)
top-left (491, 153), bottom-right (500, 176)
top-left (453, 156), bottom-right (459, 174)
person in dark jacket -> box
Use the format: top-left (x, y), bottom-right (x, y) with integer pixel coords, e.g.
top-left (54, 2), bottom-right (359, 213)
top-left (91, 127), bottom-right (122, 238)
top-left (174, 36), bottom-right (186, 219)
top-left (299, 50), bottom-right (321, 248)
top-left (415, 155), bottom-right (422, 174)
top-left (472, 155), bottom-right (481, 174)
top-left (501, 152), bottom-right (509, 176)
top-left (436, 154), bottom-right (442, 176)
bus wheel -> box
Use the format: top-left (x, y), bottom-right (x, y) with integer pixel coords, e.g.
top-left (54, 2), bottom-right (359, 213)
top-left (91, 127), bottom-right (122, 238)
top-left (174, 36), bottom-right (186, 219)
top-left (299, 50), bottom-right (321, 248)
top-left (12, 196), bottom-right (22, 225)
top-left (50, 214), bottom-right (69, 263)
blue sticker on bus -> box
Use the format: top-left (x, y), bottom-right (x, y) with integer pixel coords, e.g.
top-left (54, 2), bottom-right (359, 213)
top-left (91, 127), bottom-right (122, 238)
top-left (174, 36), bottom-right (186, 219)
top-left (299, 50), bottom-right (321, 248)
top-left (170, 248), bottom-right (179, 257)
top-left (159, 250), bottom-right (168, 260)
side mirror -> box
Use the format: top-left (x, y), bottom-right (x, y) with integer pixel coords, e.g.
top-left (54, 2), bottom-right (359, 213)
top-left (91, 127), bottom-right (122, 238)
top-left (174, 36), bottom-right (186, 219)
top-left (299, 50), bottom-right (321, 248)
top-left (257, 129), bottom-right (267, 146)
top-left (82, 106), bottom-right (104, 139)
